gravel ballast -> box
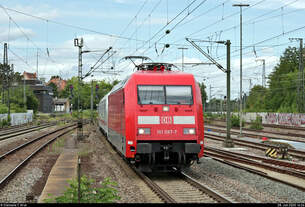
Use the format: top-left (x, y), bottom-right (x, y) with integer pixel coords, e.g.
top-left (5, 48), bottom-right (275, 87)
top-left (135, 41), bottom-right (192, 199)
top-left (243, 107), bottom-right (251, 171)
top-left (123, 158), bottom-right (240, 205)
top-left (184, 157), bottom-right (305, 203)
top-left (0, 167), bottom-right (43, 203)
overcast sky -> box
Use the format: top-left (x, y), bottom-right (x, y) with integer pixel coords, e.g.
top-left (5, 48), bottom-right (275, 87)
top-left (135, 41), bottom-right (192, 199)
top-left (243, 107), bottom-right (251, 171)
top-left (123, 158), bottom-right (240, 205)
top-left (0, 0), bottom-right (304, 100)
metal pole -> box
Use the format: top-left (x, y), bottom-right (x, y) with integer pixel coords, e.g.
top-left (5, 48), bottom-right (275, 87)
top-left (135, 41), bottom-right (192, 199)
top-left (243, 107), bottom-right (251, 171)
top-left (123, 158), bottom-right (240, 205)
top-left (224, 40), bottom-right (233, 147)
top-left (8, 64), bottom-right (13, 122)
top-left (3, 43), bottom-right (10, 122)
top-left (24, 72), bottom-right (26, 110)
top-left (36, 49), bottom-right (39, 79)
top-left (239, 6), bottom-right (243, 136)
top-left (90, 76), bottom-right (93, 123)
top-left (256, 59), bottom-right (266, 87)
top-left (78, 158), bottom-right (81, 203)
top-left (178, 47), bottom-right (188, 72)
top-left (233, 3), bottom-right (249, 137)
top-left (75, 38), bottom-right (84, 140)
top-left (300, 38), bottom-right (305, 113)
top-left (262, 59), bottom-right (266, 88)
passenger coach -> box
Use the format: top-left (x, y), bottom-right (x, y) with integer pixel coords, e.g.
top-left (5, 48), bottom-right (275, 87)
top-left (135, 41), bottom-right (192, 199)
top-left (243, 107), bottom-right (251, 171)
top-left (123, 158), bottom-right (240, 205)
top-left (98, 63), bottom-right (204, 171)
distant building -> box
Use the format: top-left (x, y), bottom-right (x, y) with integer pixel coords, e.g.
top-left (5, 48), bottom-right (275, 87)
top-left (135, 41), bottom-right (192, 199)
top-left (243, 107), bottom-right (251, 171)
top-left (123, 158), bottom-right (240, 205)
top-left (54, 98), bottom-right (70, 113)
top-left (23, 71), bottom-right (54, 113)
top-left (47, 76), bottom-right (67, 91)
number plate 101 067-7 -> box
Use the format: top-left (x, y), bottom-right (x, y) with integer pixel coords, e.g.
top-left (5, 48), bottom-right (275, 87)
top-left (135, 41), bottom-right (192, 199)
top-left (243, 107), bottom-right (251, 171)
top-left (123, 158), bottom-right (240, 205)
top-left (157, 129), bottom-right (177, 135)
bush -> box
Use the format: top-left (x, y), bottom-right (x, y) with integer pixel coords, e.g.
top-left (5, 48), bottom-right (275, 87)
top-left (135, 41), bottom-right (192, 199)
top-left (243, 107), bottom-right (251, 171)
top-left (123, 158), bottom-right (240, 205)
top-left (10, 103), bottom-right (26, 113)
top-left (1, 118), bottom-right (10, 127)
top-left (250, 116), bottom-right (263, 130)
top-left (231, 114), bottom-right (245, 127)
top-left (44, 176), bottom-right (120, 203)
top-left (0, 104), bottom-right (8, 114)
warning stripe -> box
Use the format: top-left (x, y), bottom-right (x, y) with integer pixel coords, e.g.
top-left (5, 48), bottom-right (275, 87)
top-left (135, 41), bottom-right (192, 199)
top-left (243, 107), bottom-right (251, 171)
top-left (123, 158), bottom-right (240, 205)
top-left (265, 148), bottom-right (277, 158)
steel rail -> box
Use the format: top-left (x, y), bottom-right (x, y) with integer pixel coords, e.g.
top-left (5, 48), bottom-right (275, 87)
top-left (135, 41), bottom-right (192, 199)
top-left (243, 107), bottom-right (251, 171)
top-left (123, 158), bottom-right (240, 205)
top-left (0, 124), bottom-right (56, 141)
top-left (179, 171), bottom-right (234, 203)
top-left (206, 123), bottom-right (305, 139)
top-left (208, 156), bottom-right (305, 192)
top-left (205, 133), bottom-right (305, 160)
top-left (132, 167), bottom-right (177, 203)
top-left (206, 121), bottom-right (305, 131)
top-left (0, 124), bottom-right (77, 188)
top-left (0, 123), bottom-right (29, 131)
top-left (205, 126), bottom-right (305, 143)
top-left (205, 148), bottom-right (305, 179)
top-left (205, 146), bottom-right (305, 170)
top-left (0, 123), bottom-right (53, 136)
top-left (0, 123), bottom-right (75, 160)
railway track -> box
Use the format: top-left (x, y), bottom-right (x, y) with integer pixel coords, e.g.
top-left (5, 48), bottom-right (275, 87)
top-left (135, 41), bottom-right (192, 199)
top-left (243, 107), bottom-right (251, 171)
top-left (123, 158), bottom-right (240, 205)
top-left (206, 124), bottom-right (305, 143)
top-left (205, 146), bottom-right (305, 177)
top-left (205, 133), bottom-right (305, 160)
top-left (0, 123), bottom-right (77, 189)
top-left (0, 123), bottom-right (56, 142)
top-left (206, 121), bottom-right (305, 132)
top-left (0, 123), bottom-right (30, 131)
top-left (97, 125), bottom-right (233, 203)
top-left (204, 146), bottom-right (305, 191)
top-left (132, 167), bottom-right (233, 203)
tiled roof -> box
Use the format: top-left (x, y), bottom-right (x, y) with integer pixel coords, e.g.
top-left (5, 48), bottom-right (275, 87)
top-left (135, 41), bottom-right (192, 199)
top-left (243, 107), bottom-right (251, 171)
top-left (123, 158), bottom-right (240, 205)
top-left (23, 71), bottom-right (37, 80)
top-left (47, 78), bottom-right (67, 91)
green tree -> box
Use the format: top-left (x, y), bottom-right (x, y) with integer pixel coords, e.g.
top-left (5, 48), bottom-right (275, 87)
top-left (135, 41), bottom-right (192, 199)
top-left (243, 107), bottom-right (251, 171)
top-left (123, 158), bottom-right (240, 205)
top-left (266, 46), bottom-right (302, 112)
top-left (245, 85), bottom-right (267, 112)
top-left (245, 46), bottom-right (304, 113)
top-left (59, 77), bottom-right (118, 110)
top-left (198, 82), bottom-right (207, 107)
top-left (48, 82), bottom-right (59, 97)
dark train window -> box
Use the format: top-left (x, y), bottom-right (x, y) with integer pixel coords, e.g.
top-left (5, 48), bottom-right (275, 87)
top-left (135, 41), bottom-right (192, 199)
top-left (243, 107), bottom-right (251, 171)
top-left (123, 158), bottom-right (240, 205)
top-left (138, 85), bottom-right (165, 104)
top-left (137, 85), bottom-right (193, 105)
top-left (166, 86), bottom-right (193, 105)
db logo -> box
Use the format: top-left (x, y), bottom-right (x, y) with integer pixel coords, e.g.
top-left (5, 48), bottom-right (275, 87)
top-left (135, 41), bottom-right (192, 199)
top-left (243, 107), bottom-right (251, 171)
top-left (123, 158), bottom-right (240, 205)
top-left (160, 116), bottom-right (172, 124)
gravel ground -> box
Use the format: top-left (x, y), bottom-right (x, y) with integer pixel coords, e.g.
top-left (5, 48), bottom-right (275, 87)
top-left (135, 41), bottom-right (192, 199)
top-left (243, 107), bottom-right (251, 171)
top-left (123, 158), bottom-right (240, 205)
top-left (0, 126), bottom-right (73, 203)
top-left (184, 157), bottom-right (305, 203)
top-left (0, 167), bottom-right (43, 203)
top-left (79, 125), bottom-right (151, 203)
top-left (202, 130), bottom-right (305, 202)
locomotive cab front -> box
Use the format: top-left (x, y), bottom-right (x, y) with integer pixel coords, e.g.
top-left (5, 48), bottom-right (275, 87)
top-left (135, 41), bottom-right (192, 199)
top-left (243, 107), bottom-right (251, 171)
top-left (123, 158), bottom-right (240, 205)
top-left (126, 67), bottom-right (204, 172)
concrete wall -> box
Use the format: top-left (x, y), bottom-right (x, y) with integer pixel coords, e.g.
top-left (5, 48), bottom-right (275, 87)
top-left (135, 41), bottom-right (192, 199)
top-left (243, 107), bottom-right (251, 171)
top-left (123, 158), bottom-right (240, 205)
top-left (212, 112), bottom-right (305, 127)
top-left (0, 110), bottom-right (33, 126)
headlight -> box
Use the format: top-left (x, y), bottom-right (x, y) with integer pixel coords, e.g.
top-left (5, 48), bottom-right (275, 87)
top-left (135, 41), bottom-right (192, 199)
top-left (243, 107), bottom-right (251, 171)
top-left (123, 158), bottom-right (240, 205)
top-left (183, 128), bottom-right (195, 135)
top-left (138, 128), bottom-right (150, 135)
top-left (163, 106), bottom-right (169, 112)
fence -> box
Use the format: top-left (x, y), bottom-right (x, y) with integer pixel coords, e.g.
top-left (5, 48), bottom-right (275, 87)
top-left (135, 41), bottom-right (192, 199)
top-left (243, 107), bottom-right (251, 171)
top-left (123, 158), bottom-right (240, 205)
top-left (0, 110), bottom-right (33, 126)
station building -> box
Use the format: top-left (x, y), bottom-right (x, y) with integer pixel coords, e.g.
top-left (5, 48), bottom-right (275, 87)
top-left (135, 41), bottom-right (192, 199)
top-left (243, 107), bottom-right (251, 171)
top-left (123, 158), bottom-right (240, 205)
top-left (23, 71), bottom-right (54, 113)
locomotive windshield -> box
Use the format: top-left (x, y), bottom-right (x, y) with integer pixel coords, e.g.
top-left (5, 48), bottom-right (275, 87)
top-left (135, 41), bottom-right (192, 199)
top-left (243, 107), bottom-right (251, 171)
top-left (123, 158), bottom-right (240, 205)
top-left (138, 85), bottom-right (193, 105)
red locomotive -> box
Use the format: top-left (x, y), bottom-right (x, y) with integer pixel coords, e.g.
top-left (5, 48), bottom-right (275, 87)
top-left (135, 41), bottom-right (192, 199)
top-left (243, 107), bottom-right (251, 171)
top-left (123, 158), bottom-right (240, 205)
top-left (98, 63), bottom-right (204, 172)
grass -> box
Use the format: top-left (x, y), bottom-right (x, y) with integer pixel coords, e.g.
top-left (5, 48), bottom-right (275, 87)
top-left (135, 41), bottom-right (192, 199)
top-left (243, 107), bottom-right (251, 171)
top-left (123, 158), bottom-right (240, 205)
top-left (48, 137), bottom-right (66, 154)
top-left (78, 142), bottom-right (92, 157)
